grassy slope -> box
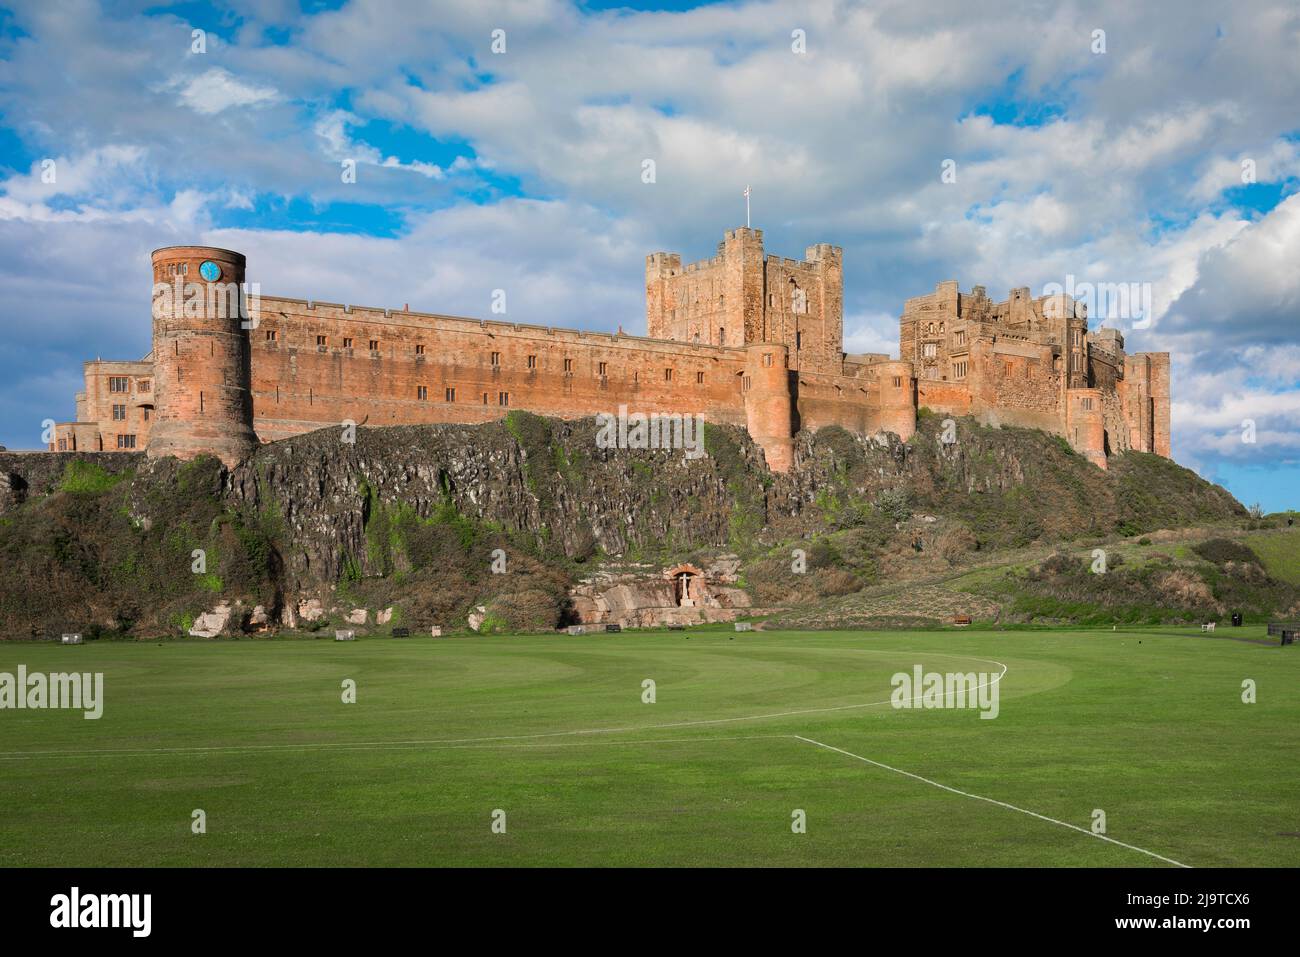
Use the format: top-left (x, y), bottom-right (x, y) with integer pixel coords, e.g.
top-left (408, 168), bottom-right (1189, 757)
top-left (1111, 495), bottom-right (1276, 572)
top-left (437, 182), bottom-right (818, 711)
top-left (1248, 527), bottom-right (1300, 585)
top-left (1, 627), bottom-right (1295, 867)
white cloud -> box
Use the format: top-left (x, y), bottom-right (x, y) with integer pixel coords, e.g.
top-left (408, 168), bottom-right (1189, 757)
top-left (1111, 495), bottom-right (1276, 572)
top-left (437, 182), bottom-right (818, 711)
top-left (169, 68), bottom-right (278, 115)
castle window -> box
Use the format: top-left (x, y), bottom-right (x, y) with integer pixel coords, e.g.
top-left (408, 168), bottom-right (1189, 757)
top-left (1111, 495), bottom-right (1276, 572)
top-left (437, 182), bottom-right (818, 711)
top-left (762, 353), bottom-right (773, 367)
top-left (598, 361), bottom-right (607, 377)
top-left (417, 385), bottom-right (428, 401)
top-left (718, 327), bottom-right (725, 345)
top-left (498, 391), bottom-right (509, 406)
top-left (633, 371), bottom-right (639, 383)
top-left (112, 404), bottom-right (126, 421)
top-left (491, 352), bottom-right (501, 367)
top-left (742, 375), bottom-right (752, 392)
top-left (143, 409), bottom-right (150, 422)
top-left (57, 438), bottom-right (67, 451)
top-left (445, 387), bottom-right (456, 402)
top-left (138, 379), bottom-right (151, 392)
top-left (665, 368), bottom-right (673, 381)
top-left (955, 330), bottom-right (966, 346)
top-left (343, 337), bottom-right (353, 349)
top-left (527, 355), bottom-right (537, 369)
top-left (564, 358), bottom-right (574, 373)
top-left (696, 371), bottom-right (705, 384)
top-left (368, 339), bottom-right (379, 352)
top-left (415, 344), bottom-right (426, 355)
top-left (482, 392), bottom-right (489, 405)
top-left (922, 343), bottom-right (937, 359)
top-left (1081, 397), bottom-right (1094, 411)
top-left (265, 330), bottom-right (277, 342)
top-left (316, 335), bottom-right (327, 347)
top-left (954, 361), bottom-right (968, 380)
top-left (893, 376), bottom-right (902, 388)
top-left (796, 332), bottom-right (802, 351)
top-left (116, 434), bottom-right (137, 449)
top-left (108, 377), bottom-right (129, 393)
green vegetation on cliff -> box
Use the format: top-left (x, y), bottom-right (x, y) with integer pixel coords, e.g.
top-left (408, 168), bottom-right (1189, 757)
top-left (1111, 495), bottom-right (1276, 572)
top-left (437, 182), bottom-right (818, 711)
top-left (0, 413), bottom-right (1268, 639)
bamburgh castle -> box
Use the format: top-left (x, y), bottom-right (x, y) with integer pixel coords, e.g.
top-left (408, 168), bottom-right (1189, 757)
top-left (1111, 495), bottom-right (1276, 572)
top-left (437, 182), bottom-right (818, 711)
top-left (52, 227), bottom-right (1170, 472)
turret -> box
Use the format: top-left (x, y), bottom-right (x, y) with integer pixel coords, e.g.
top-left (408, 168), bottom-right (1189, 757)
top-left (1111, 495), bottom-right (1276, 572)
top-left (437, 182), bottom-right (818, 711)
top-left (876, 360), bottom-right (916, 442)
top-left (743, 342), bottom-right (794, 472)
top-left (147, 246), bottom-right (258, 467)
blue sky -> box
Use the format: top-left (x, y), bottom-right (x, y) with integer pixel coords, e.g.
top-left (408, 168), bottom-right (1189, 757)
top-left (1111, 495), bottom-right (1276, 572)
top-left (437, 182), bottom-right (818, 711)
top-left (1, 0), bottom-right (1298, 511)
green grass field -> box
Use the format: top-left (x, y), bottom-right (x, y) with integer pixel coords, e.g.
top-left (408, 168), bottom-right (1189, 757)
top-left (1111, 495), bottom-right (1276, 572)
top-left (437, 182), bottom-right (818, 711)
top-left (1, 626), bottom-right (1296, 867)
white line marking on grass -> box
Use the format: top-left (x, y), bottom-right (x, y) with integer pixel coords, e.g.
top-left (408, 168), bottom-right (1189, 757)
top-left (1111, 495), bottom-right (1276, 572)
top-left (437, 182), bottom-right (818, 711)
top-left (0, 652), bottom-right (1007, 761)
top-left (793, 734), bottom-right (1191, 868)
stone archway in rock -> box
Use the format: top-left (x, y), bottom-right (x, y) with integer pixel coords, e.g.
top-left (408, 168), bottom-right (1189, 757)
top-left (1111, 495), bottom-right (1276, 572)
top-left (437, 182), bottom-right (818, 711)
top-left (664, 562), bottom-right (705, 607)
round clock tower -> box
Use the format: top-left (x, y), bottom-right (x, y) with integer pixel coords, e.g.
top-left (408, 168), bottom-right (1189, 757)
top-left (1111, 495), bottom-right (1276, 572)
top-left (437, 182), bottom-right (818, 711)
top-left (147, 245), bottom-right (259, 467)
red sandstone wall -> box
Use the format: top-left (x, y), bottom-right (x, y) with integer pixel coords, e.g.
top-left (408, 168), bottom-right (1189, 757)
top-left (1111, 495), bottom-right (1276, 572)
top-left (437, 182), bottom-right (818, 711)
top-left (248, 298), bottom-right (751, 442)
top-left (1066, 388), bottom-right (1107, 469)
top-left (917, 379), bottom-right (972, 416)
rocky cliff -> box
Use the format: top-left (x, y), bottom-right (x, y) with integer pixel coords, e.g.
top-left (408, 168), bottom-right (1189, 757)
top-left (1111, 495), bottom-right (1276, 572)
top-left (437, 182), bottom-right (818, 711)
top-left (0, 412), bottom-right (1249, 639)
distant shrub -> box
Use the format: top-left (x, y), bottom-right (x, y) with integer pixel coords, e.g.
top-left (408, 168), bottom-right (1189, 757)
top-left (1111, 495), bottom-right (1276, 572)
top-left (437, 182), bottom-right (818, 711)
top-left (1192, 538), bottom-right (1260, 566)
top-left (1038, 553), bottom-right (1083, 578)
top-left (874, 488), bottom-right (912, 523)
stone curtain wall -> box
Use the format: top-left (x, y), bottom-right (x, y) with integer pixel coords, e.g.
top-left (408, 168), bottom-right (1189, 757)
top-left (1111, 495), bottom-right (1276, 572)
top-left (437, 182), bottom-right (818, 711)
top-left (248, 297), bottom-right (753, 444)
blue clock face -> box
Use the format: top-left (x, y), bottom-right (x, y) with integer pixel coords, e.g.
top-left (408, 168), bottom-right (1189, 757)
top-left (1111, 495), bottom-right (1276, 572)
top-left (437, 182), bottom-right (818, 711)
top-left (199, 260), bottom-right (221, 282)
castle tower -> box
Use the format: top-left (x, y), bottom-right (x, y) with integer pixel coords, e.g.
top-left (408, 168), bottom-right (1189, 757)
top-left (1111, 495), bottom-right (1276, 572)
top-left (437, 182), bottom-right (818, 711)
top-left (876, 360), bottom-right (916, 442)
top-left (743, 342), bottom-right (794, 472)
top-left (804, 243), bottom-right (844, 374)
top-left (723, 227), bottom-right (766, 346)
top-left (644, 252), bottom-right (682, 341)
top-left (147, 246), bottom-right (258, 468)
top-left (1148, 353), bottom-right (1171, 458)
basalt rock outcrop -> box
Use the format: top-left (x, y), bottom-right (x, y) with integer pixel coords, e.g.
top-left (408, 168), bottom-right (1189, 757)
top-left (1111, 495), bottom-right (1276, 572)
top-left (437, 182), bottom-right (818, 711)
top-left (0, 412), bottom-right (1246, 639)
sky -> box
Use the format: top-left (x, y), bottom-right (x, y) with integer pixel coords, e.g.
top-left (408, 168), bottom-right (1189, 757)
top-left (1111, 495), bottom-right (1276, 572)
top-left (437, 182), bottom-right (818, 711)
top-left (0, 0), bottom-right (1297, 511)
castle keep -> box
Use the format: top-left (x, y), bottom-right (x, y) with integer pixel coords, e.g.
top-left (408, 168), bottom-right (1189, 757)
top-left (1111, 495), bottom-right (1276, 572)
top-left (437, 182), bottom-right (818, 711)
top-left (51, 228), bottom-right (1170, 471)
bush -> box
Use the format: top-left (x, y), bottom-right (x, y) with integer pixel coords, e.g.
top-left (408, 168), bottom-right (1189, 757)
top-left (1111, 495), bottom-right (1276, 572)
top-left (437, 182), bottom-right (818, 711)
top-left (874, 488), bottom-right (912, 523)
top-left (482, 588), bottom-right (562, 632)
top-left (1038, 553), bottom-right (1083, 578)
top-left (1192, 538), bottom-right (1261, 567)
